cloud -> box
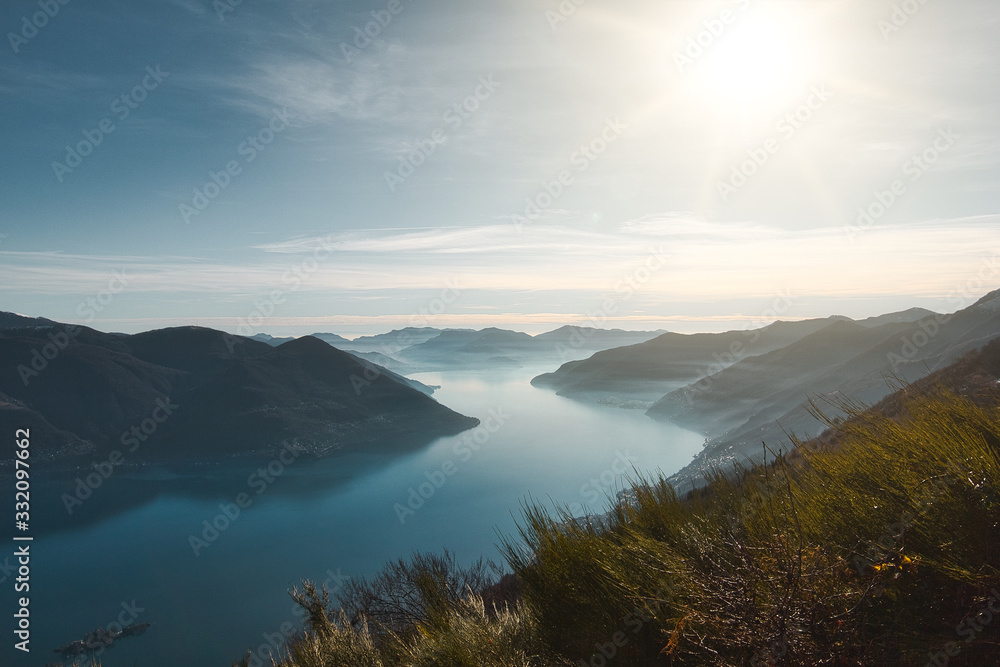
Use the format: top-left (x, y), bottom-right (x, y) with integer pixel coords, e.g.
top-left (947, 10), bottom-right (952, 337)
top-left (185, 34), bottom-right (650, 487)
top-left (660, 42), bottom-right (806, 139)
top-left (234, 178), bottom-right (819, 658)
top-left (4, 216), bottom-right (998, 303)
top-left (254, 225), bottom-right (616, 255)
top-left (229, 57), bottom-right (405, 122)
top-left (180, 12), bottom-right (418, 126)
top-left (0, 62), bottom-right (111, 97)
top-left (168, 0), bottom-right (208, 16)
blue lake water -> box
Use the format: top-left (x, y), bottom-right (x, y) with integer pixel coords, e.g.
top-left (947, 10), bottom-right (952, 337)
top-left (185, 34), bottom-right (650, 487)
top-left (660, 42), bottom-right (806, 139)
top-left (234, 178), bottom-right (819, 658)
top-left (9, 367), bottom-right (704, 666)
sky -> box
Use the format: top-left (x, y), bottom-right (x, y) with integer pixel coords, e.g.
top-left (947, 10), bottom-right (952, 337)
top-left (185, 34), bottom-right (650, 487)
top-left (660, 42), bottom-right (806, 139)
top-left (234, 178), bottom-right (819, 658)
top-left (1, 0), bottom-right (999, 337)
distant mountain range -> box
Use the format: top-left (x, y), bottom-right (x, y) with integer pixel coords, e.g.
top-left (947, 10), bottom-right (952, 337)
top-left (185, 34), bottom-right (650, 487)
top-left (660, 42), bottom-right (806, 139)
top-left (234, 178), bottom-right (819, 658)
top-left (530, 292), bottom-right (1000, 489)
top-left (0, 315), bottom-right (478, 465)
top-left (8, 292), bottom-right (998, 487)
top-left (250, 325), bottom-right (666, 371)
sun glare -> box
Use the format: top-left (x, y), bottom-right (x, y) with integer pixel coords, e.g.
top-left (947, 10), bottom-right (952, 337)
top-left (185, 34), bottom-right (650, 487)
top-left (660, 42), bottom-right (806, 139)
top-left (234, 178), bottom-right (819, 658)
top-left (686, 13), bottom-right (816, 116)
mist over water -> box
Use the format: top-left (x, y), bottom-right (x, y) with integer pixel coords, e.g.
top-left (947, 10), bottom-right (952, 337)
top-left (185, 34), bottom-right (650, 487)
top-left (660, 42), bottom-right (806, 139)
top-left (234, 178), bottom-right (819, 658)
top-left (15, 367), bottom-right (704, 666)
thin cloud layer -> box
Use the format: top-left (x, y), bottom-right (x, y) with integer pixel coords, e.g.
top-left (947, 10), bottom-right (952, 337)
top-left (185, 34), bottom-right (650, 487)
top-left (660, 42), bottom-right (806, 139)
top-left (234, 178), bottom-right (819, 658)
top-left (3, 217), bottom-right (996, 302)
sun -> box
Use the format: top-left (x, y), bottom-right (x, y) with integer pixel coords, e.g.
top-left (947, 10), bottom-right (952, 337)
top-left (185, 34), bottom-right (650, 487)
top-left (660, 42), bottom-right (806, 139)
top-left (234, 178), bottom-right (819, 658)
top-left (687, 12), bottom-right (817, 116)
top-left (702, 20), bottom-right (792, 97)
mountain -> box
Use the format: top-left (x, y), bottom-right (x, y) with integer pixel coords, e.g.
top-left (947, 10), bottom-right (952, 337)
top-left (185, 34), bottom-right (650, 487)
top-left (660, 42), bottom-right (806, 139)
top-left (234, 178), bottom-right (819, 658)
top-left (796, 335), bottom-right (1000, 456)
top-left (343, 351), bottom-right (435, 396)
top-left (0, 390), bottom-right (93, 461)
top-left (394, 326), bottom-right (665, 372)
top-left (856, 307), bottom-right (937, 328)
top-left (647, 319), bottom-right (915, 438)
top-left (397, 328), bottom-right (535, 368)
top-left (310, 332), bottom-right (354, 347)
top-left (248, 333), bottom-right (420, 381)
top-left (971, 287), bottom-right (1000, 315)
top-left (127, 326), bottom-right (272, 387)
top-left (0, 312), bottom-right (58, 328)
top-left (252, 332), bottom-right (353, 348)
top-left (531, 318), bottom-right (840, 405)
top-left (155, 336), bottom-right (475, 459)
top-left (247, 326), bottom-right (666, 373)
top-left (341, 328), bottom-right (446, 354)
top-left (347, 350), bottom-right (420, 377)
top-left (662, 292), bottom-right (1000, 489)
top-left (251, 333), bottom-right (297, 346)
top-left (0, 327), bottom-right (186, 457)
top-left (0, 317), bottom-right (477, 465)
top-left (532, 326), bottom-right (667, 353)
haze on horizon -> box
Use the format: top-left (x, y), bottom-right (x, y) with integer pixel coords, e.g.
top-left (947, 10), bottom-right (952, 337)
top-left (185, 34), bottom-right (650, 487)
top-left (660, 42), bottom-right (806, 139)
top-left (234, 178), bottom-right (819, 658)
top-left (2, 0), bottom-right (999, 337)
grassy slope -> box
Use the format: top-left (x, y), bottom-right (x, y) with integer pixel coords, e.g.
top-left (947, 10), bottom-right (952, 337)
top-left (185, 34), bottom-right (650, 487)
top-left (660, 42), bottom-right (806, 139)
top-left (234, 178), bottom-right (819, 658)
top-left (241, 344), bottom-right (1000, 667)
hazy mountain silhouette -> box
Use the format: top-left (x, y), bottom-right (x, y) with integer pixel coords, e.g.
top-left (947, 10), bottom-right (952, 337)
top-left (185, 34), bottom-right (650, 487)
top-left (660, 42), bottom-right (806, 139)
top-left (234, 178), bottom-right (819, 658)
top-left (647, 319), bottom-right (916, 437)
top-left (855, 307), bottom-right (938, 328)
top-left (657, 292), bottom-right (1000, 489)
top-left (250, 333), bottom-right (297, 346)
top-left (394, 328), bottom-right (534, 368)
top-left (341, 327), bottom-right (448, 354)
top-left (393, 326), bottom-right (665, 371)
top-left (793, 336), bottom-right (1000, 457)
top-left (249, 326), bottom-right (665, 372)
top-left (346, 350), bottom-right (419, 377)
top-left (531, 318), bottom-right (842, 403)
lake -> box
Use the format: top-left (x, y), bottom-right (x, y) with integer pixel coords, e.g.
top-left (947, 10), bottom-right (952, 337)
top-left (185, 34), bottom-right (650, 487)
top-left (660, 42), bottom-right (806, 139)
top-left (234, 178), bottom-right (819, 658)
top-left (10, 366), bottom-right (704, 666)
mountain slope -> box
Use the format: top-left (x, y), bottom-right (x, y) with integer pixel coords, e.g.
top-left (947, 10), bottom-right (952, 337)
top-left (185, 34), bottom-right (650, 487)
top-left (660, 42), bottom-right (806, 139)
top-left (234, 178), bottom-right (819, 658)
top-left (0, 332), bottom-right (186, 457)
top-left (796, 336), bottom-right (1000, 456)
top-left (343, 328), bottom-right (446, 354)
top-left (310, 332), bottom-right (354, 347)
top-left (398, 328), bottom-right (536, 368)
top-left (856, 307), bottom-right (937, 328)
top-left (646, 320), bottom-right (914, 436)
top-left (664, 291), bottom-right (1000, 489)
top-left (157, 336), bottom-right (476, 459)
top-left (126, 326), bottom-right (272, 389)
top-left (0, 317), bottom-right (477, 464)
top-left (0, 312), bottom-right (58, 328)
top-left (532, 326), bottom-right (666, 358)
top-left (531, 318), bottom-right (841, 404)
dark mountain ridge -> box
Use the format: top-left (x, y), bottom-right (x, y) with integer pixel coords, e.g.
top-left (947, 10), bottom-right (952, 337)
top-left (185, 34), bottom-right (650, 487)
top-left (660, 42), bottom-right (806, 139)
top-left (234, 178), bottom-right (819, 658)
top-left (0, 317), bottom-right (477, 465)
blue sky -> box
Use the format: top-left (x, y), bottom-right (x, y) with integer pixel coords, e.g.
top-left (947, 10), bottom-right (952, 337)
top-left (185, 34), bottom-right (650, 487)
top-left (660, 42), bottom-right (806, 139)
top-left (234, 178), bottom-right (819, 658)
top-left (2, 0), bottom-right (999, 336)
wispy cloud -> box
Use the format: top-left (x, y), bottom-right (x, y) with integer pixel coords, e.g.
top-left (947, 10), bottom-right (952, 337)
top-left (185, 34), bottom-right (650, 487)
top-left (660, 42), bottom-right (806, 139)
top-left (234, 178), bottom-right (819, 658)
top-left (168, 0), bottom-right (208, 16)
top-left (176, 6), bottom-right (422, 127)
top-left (255, 225), bottom-right (618, 255)
top-left (0, 62), bottom-right (112, 98)
top-left (204, 56), bottom-right (406, 123)
top-left (4, 217), bottom-right (997, 301)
